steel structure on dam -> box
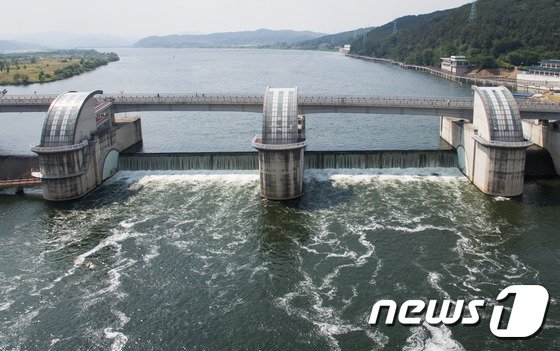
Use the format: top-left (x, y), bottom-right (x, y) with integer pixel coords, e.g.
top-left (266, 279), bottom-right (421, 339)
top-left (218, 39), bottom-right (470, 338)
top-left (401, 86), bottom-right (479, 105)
top-left (1, 92), bottom-right (560, 120)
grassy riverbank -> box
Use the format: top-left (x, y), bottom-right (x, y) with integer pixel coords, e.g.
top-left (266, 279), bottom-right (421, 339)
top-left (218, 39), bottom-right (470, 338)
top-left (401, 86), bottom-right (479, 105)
top-left (0, 50), bottom-right (119, 85)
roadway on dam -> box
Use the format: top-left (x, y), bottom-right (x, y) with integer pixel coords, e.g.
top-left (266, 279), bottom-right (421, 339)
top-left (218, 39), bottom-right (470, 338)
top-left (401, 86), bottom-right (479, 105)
top-left (1, 93), bottom-right (560, 120)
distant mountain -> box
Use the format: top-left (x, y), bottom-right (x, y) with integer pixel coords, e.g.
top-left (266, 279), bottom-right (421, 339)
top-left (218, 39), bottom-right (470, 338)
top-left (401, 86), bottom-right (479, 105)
top-left (0, 40), bottom-right (49, 53)
top-left (351, 0), bottom-right (560, 68)
top-left (135, 28), bottom-right (328, 48)
top-left (0, 32), bottom-right (137, 49)
top-left (290, 27), bottom-right (375, 50)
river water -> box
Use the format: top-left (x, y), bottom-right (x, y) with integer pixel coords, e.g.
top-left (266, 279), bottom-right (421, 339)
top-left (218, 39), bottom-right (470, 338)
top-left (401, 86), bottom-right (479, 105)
top-left (0, 49), bottom-right (559, 350)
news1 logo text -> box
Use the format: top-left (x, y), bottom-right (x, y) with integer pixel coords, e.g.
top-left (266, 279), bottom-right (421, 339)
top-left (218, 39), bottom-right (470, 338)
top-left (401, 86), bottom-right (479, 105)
top-left (368, 285), bottom-right (549, 338)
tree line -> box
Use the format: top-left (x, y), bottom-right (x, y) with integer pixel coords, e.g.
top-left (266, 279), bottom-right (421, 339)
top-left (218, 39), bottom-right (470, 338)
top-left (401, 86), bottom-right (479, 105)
top-left (350, 0), bottom-right (560, 68)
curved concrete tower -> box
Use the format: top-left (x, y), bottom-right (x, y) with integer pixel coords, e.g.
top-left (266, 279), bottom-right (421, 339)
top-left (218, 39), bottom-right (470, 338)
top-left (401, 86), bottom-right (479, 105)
top-left (32, 90), bottom-right (142, 201)
top-left (252, 87), bottom-right (307, 200)
top-left (440, 86), bottom-right (532, 197)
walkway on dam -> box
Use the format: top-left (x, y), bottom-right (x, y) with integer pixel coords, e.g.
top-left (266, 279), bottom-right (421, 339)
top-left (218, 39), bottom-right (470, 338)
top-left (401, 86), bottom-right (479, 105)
top-left (0, 155), bottom-right (41, 190)
top-left (0, 178), bottom-right (41, 189)
top-left (1, 93), bottom-right (560, 120)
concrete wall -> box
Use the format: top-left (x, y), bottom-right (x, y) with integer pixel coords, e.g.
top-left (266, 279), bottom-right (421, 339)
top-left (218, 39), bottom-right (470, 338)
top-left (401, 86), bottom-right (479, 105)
top-left (441, 116), bottom-right (529, 197)
top-left (470, 142), bottom-right (526, 196)
top-left (523, 120), bottom-right (560, 175)
top-left (36, 117), bottom-right (142, 201)
top-left (258, 148), bottom-right (304, 200)
top-left (0, 156), bottom-right (38, 180)
top-left (254, 87), bottom-right (306, 200)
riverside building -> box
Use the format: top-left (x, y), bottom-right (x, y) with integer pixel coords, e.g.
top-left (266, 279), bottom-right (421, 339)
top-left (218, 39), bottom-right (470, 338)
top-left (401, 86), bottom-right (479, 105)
top-left (441, 56), bottom-right (469, 75)
top-left (518, 59), bottom-right (560, 90)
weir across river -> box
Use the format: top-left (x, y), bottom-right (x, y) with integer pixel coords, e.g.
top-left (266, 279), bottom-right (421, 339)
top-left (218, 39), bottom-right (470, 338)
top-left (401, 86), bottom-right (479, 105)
top-left (1, 87), bottom-right (560, 200)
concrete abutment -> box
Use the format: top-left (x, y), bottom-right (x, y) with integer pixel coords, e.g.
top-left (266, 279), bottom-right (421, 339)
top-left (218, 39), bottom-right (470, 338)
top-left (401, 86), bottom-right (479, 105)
top-left (441, 86), bottom-right (532, 197)
top-left (32, 91), bottom-right (142, 201)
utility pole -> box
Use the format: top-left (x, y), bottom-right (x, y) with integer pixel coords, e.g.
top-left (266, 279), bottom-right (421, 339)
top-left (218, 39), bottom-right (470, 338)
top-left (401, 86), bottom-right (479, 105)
top-left (469, 0), bottom-right (477, 22)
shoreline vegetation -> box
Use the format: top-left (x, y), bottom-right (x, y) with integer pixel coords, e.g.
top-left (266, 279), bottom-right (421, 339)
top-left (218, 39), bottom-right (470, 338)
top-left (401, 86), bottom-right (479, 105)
top-left (0, 50), bottom-right (119, 85)
top-left (348, 0), bottom-right (560, 70)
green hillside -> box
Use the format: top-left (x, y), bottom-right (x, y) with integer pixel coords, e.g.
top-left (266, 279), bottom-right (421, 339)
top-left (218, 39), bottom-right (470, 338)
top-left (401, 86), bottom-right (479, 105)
top-left (290, 27), bottom-right (374, 51)
top-left (350, 0), bottom-right (560, 68)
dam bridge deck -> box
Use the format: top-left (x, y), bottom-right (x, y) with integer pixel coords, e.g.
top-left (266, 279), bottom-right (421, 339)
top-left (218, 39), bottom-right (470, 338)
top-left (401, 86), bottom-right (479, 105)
top-left (1, 93), bottom-right (559, 120)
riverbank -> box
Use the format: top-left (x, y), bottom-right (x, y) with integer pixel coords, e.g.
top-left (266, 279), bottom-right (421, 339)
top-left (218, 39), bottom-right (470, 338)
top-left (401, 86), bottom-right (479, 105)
top-left (346, 54), bottom-right (529, 90)
top-left (0, 50), bottom-right (119, 85)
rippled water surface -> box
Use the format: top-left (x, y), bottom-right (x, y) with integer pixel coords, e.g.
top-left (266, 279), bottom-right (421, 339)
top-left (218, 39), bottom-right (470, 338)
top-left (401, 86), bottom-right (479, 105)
top-left (0, 48), bottom-right (470, 154)
top-left (1, 170), bottom-right (560, 350)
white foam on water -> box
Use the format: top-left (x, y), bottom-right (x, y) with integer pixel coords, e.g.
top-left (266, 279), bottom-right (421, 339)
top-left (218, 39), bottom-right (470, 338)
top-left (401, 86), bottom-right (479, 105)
top-left (275, 234), bottom-right (378, 350)
top-left (249, 263), bottom-right (269, 283)
top-left (305, 168), bottom-right (465, 185)
top-left (104, 328), bottom-right (128, 351)
top-left (74, 230), bottom-right (144, 267)
top-left (386, 224), bottom-right (451, 234)
top-left (82, 258), bottom-right (136, 307)
top-left (0, 301), bottom-right (12, 311)
top-left (108, 169), bottom-right (466, 196)
top-left (0, 307), bottom-right (41, 350)
top-left (142, 244), bottom-right (160, 263)
top-left (404, 323), bottom-right (465, 351)
top-left (38, 211), bottom-right (112, 259)
top-left (276, 283), bottom-right (357, 351)
top-left (113, 309), bottom-right (130, 326)
top-left (365, 328), bottom-right (390, 349)
top-left (493, 196), bottom-right (511, 202)
top-left (33, 267), bottom-right (76, 295)
top-left (427, 271), bottom-right (452, 300)
top-left (111, 170), bottom-right (259, 187)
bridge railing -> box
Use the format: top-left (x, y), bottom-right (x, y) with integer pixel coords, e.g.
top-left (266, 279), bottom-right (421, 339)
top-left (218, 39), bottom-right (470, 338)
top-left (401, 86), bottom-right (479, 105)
top-left (101, 93), bottom-right (264, 105)
top-left (2, 93), bottom-right (560, 114)
top-left (299, 95), bottom-right (474, 109)
top-left (0, 95), bottom-right (58, 105)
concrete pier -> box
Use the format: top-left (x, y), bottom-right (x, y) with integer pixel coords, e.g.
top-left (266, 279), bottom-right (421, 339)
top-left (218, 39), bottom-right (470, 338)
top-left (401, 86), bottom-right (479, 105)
top-left (441, 86), bottom-right (532, 196)
top-left (522, 120), bottom-right (560, 176)
top-left (31, 91), bottom-right (142, 201)
top-left (252, 87), bottom-right (307, 200)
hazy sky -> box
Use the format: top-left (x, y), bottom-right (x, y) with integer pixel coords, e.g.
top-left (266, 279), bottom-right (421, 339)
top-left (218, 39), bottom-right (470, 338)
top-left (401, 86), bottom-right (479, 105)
top-left (4, 0), bottom-right (473, 38)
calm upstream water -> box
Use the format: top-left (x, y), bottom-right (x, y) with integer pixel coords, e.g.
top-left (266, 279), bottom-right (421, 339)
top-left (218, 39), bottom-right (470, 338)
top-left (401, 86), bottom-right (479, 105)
top-left (1, 49), bottom-right (559, 350)
top-left (0, 48), bottom-right (471, 154)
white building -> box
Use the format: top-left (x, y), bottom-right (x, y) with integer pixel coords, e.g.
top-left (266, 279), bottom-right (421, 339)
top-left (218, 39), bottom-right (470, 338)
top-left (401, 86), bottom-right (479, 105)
top-left (517, 59), bottom-right (560, 90)
top-left (441, 56), bottom-right (469, 75)
top-left (339, 45), bottom-right (351, 54)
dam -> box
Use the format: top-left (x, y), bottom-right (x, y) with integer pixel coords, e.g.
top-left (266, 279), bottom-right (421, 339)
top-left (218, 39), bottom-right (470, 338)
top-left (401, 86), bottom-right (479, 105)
top-left (1, 86), bottom-right (560, 200)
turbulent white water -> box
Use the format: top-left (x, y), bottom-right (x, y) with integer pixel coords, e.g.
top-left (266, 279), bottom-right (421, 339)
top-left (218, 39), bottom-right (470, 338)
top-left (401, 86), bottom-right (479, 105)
top-left (2, 168), bottom-right (556, 350)
top-left (0, 47), bottom-right (557, 351)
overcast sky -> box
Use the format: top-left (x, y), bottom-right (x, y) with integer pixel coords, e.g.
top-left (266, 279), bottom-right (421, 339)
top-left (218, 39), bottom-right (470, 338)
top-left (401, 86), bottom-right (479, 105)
top-left (3, 0), bottom-right (473, 38)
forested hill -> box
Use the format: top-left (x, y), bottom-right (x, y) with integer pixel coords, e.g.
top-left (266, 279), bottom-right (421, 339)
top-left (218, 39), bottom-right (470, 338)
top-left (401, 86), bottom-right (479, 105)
top-left (350, 0), bottom-right (560, 68)
top-left (135, 29), bottom-right (326, 48)
top-left (290, 27), bottom-right (375, 51)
